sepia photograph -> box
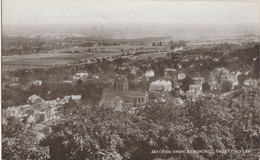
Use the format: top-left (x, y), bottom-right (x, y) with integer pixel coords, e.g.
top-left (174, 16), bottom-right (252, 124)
top-left (1, 0), bottom-right (260, 159)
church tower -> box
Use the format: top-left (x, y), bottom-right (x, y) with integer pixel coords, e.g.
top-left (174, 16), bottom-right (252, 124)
top-left (115, 76), bottom-right (129, 97)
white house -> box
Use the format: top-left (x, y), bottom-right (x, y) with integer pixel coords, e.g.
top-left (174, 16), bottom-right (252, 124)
top-left (33, 80), bottom-right (42, 86)
top-left (189, 84), bottom-right (202, 93)
top-left (27, 95), bottom-right (44, 104)
top-left (178, 73), bottom-right (186, 80)
top-left (145, 70), bottom-right (154, 78)
top-left (71, 95), bottom-right (82, 106)
top-left (131, 67), bottom-right (139, 75)
top-left (193, 77), bottom-right (204, 86)
top-left (63, 80), bottom-right (73, 84)
top-left (73, 72), bottom-right (88, 80)
top-left (71, 95), bottom-right (82, 100)
top-left (93, 75), bottom-right (100, 79)
top-left (149, 80), bottom-right (172, 92)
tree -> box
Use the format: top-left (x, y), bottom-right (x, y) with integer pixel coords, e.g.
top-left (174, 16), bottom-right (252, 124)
top-left (114, 57), bottom-right (124, 66)
top-left (76, 79), bottom-right (83, 88)
top-left (252, 57), bottom-right (259, 79)
top-left (169, 40), bottom-right (175, 50)
top-left (170, 87), bottom-right (180, 97)
top-left (2, 117), bottom-right (25, 138)
top-left (2, 100), bottom-right (15, 109)
top-left (2, 117), bottom-right (48, 159)
top-left (3, 131), bottom-right (48, 160)
top-left (41, 107), bottom-right (126, 160)
top-left (181, 77), bottom-right (194, 92)
top-left (202, 82), bottom-right (210, 93)
top-left (237, 73), bottom-right (247, 86)
top-left (221, 81), bottom-right (232, 93)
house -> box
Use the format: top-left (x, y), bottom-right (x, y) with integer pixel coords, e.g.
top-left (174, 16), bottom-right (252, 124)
top-left (189, 84), bottom-right (202, 93)
top-left (186, 90), bottom-right (201, 101)
top-left (4, 106), bottom-right (21, 117)
top-left (73, 72), bottom-right (88, 80)
top-left (193, 77), bottom-right (205, 86)
top-left (172, 97), bottom-right (184, 106)
top-left (93, 75), bottom-right (100, 79)
top-left (33, 80), bottom-right (42, 86)
top-left (71, 95), bottom-right (82, 105)
top-left (27, 95), bottom-right (44, 104)
top-left (27, 115), bottom-right (35, 124)
top-left (130, 66), bottom-right (139, 75)
top-left (19, 104), bottom-right (33, 114)
top-left (71, 95), bottom-right (81, 100)
top-left (149, 80), bottom-right (172, 92)
top-left (186, 84), bottom-right (202, 100)
top-left (178, 73), bottom-right (186, 80)
top-left (9, 83), bottom-right (19, 88)
top-left (10, 77), bottom-right (19, 83)
top-left (62, 96), bottom-right (71, 103)
top-left (165, 68), bottom-right (177, 77)
top-left (33, 101), bottom-right (59, 122)
top-left (145, 70), bottom-right (154, 78)
top-left (63, 80), bottom-right (73, 84)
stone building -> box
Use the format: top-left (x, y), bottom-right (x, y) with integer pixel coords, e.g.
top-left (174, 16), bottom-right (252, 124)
top-left (99, 88), bottom-right (116, 108)
top-left (99, 76), bottom-right (148, 110)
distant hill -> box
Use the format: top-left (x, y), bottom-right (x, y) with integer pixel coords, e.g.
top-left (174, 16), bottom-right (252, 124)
top-left (3, 23), bottom-right (259, 38)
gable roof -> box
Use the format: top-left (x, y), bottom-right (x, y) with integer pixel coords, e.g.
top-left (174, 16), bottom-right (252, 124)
top-left (27, 95), bottom-right (44, 103)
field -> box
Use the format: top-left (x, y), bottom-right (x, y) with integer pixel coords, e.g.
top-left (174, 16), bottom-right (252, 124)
top-left (2, 51), bottom-right (122, 71)
top-left (2, 45), bottom-right (169, 71)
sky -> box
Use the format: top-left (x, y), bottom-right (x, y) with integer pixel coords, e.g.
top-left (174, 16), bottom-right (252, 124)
top-left (2, 0), bottom-right (260, 26)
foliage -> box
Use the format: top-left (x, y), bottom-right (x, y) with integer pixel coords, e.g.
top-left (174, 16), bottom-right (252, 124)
top-left (2, 117), bottom-right (25, 138)
top-left (202, 82), bottom-right (210, 93)
top-left (221, 81), bottom-right (232, 93)
top-left (2, 118), bottom-right (49, 160)
top-left (181, 77), bottom-right (195, 92)
top-left (40, 84), bottom-right (260, 159)
top-left (237, 73), bottom-right (247, 86)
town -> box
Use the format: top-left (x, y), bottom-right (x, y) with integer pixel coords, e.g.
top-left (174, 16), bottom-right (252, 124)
top-left (2, 33), bottom-right (259, 159)
top-left (2, 0), bottom-right (260, 159)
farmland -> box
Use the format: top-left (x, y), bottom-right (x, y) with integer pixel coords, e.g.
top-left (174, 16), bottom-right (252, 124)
top-left (2, 44), bottom-right (170, 71)
top-left (2, 51), bottom-right (122, 71)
